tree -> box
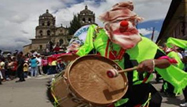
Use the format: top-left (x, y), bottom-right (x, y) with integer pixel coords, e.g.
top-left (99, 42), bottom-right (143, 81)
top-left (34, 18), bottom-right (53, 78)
top-left (68, 15), bottom-right (82, 35)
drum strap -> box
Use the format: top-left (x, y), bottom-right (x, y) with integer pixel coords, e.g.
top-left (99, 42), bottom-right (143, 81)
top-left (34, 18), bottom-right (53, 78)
top-left (51, 92), bottom-right (59, 107)
top-left (106, 39), bottom-right (125, 60)
top-left (50, 76), bottom-right (76, 106)
top-left (105, 39), bottom-right (110, 57)
top-left (50, 84), bottom-right (60, 107)
top-left (134, 93), bottom-right (152, 107)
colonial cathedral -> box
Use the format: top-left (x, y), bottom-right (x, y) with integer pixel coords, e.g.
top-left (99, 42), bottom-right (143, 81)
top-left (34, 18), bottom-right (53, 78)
top-left (23, 6), bottom-right (95, 54)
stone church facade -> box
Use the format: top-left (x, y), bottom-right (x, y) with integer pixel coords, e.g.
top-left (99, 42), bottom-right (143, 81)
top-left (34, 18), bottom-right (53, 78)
top-left (23, 6), bottom-right (95, 55)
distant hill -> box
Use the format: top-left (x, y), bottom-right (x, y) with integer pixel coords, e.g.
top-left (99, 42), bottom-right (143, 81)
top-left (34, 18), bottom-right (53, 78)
top-left (138, 19), bottom-right (164, 32)
top-left (138, 19), bottom-right (164, 42)
top-left (0, 46), bottom-right (22, 53)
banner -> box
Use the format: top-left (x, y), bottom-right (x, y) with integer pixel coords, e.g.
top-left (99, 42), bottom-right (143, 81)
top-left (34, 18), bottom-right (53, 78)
top-left (67, 25), bottom-right (90, 52)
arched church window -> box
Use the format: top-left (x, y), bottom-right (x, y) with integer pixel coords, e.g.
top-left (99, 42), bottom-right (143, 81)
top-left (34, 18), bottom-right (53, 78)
top-left (47, 21), bottom-right (51, 26)
top-left (39, 30), bottom-right (43, 36)
top-left (82, 18), bottom-right (85, 22)
top-left (42, 22), bottom-right (45, 26)
top-left (39, 45), bottom-right (43, 49)
top-left (88, 18), bottom-right (91, 23)
top-left (47, 30), bottom-right (51, 36)
top-left (59, 39), bottom-right (63, 46)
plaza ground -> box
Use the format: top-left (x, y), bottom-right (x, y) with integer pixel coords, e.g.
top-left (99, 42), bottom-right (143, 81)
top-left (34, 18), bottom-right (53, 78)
top-left (0, 74), bottom-right (184, 107)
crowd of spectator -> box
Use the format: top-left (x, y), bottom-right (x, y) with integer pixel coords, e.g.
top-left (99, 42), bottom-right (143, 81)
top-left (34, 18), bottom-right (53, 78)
top-left (0, 50), bottom-right (66, 85)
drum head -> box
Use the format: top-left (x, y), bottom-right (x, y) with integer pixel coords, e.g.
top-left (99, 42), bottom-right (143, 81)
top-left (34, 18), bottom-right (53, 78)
top-left (66, 55), bottom-right (128, 105)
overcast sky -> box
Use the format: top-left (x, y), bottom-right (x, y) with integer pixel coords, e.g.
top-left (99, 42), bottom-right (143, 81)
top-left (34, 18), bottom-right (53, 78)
top-left (0, 0), bottom-right (172, 51)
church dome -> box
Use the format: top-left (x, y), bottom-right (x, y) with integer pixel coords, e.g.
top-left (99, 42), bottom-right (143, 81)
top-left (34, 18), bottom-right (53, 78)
top-left (40, 9), bottom-right (53, 17)
top-left (80, 5), bottom-right (94, 15)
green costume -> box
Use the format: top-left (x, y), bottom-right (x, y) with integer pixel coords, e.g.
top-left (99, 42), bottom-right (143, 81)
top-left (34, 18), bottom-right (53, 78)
top-left (166, 37), bottom-right (187, 49)
top-left (127, 37), bottom-right (187, 94)
top-left (76, 24), bottom-right (187, 106)
top-left (161, 51), bottom-right (185, 95)
top-left (161, 37), bottom-right (187, 95)
top-left (76, 24), bottom-right (124, 68)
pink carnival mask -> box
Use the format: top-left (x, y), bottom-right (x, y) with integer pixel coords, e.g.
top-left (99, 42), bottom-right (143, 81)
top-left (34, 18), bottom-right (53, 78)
top-left (104, 20), bottom-right (141, 49)
top-left (99, 1), bottom-right (143, 50)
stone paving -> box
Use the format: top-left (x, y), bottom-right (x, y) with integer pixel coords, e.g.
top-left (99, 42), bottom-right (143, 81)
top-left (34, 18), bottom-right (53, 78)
top-left (0, 74), bottom-right (184, 107)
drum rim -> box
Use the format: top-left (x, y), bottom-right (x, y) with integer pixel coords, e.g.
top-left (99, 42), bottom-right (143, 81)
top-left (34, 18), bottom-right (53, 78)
top-left (66, 55), bottom-right (128, 105)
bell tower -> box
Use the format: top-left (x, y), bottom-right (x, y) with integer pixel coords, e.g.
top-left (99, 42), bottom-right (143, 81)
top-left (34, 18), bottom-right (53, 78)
top-left (78, 5), bottom-right (95, 26)
top-left (35, 9), bottom-right (56, 39)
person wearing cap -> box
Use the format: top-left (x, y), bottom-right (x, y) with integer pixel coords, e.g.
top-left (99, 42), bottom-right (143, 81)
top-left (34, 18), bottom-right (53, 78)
top-left (83, 2), bottom-right (186, 107)
top-left (76, 25), bottom-right (169, 107)
top-left (58, 1), bottom-right (187, 107)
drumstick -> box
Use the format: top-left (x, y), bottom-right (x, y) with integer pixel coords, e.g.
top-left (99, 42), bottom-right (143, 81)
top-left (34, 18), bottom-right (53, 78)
top-left (118, 66), bottom-right (138, 73)
top-left (107, 66), bottom-right (138, 78)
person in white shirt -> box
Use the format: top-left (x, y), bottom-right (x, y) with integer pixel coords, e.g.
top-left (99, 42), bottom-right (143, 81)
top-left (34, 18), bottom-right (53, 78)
top-left (0, 59), bottom-right (5, 81)
top-left (36, 54), bottom-right (43, 75)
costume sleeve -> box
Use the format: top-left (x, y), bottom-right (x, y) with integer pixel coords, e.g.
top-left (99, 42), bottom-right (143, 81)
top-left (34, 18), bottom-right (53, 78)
top-left (155, 49), bottom-right (177, 64)
top-left (76, 25), bottom-right (96, 56)
top-left (166, 37), bottom-right (187, 49)
top-left (167, 51), bottom-right (184, 69)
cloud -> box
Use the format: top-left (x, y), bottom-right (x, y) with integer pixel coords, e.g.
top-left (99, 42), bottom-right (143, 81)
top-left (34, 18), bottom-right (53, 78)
top-left (9, 14), bottom-right (29, 23)
top-left (21, 30), bottom-right (29, 34)
top-left (0, 0), bottom-right (172, 51)
top-left (138, 28), bottom-right (160, 42)
top-left (138, 28), bottom-right (153, 35)
top-left (134, 1), bottom-right (171, 21)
